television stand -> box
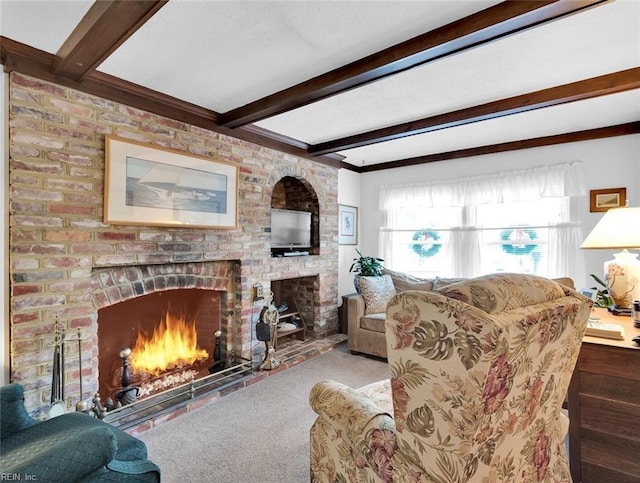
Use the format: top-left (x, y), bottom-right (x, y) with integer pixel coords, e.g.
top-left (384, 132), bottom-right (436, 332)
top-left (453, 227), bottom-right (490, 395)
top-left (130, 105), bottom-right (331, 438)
top-left (283, 251), bottom-right (309, 257)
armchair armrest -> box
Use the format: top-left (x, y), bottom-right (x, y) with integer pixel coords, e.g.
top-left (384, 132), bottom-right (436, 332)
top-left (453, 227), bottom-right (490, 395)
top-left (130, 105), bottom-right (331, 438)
top-left (310, 380), bottom-right (395, 450)
top-left (0, 383), bottom-right (38, 438)
top-left (78, 459), bottom-right (161, 482)
top-left (344, 293), bottom-right (365, 332)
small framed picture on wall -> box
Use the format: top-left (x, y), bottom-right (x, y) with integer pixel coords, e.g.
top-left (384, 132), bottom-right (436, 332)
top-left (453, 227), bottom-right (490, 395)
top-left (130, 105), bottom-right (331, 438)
top-left (589, 187), bottom-right (626, 212)
top-left (338, 204), bottom-right (357, 245)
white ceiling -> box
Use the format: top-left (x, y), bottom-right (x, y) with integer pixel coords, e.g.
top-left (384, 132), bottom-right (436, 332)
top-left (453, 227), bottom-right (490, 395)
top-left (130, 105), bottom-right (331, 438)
top-left (1, 0), bottom-right (639, 168)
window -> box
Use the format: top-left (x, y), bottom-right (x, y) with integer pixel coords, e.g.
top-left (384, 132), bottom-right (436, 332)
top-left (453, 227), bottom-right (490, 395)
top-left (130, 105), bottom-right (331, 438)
top-left (379, 163), bottom-right (586, 281)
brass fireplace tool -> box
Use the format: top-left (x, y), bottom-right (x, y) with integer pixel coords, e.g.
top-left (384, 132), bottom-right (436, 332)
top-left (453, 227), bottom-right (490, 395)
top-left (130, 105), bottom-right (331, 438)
top-left (257, 290), bottom-right (280, 370)
top-left (48, 316), bottom-right (66, 418)
top-left (75, 327), bottom-right (88, 412)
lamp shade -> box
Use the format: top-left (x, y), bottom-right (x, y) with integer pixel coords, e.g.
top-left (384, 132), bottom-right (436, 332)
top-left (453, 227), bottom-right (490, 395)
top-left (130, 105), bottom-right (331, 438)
top-left (580, 206), bottom-right (640, 249)
top-left (581, 206), bottom-right (640, 309)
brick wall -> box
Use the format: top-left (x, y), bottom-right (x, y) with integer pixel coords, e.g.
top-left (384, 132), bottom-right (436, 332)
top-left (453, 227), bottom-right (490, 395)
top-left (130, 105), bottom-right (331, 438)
top-left (8, 72), bottom-right (339, 415)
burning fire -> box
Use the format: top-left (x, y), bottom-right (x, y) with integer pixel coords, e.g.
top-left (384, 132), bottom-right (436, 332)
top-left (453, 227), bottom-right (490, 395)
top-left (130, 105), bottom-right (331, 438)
top-left (130, 311), bottom-right (209, 375)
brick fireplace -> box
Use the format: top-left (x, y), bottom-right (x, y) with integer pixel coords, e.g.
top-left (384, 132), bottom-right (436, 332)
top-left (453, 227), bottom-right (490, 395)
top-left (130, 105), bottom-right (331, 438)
top-left (92, 261), bottom-right (241, 407)
top-left (7, 72), bottom-right (340, 417)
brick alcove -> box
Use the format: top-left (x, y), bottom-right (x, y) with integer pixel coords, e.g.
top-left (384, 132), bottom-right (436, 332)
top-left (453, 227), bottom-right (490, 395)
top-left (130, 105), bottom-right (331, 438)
top-left (271, 175), bottom-right (320, 256)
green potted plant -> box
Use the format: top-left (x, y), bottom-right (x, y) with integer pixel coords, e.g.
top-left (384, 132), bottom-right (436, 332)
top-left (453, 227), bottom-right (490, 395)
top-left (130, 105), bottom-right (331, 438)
top-left (350, 249), bottom-right (384, 292)
top-left (588, 273), bottom-right (614, 308)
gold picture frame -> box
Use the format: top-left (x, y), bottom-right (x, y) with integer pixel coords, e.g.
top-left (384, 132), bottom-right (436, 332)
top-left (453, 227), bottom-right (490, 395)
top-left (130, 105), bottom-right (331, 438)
top-left (104, 135), bottom-right (238, 228)
top-left (589, 187), bottom-right (626, 213)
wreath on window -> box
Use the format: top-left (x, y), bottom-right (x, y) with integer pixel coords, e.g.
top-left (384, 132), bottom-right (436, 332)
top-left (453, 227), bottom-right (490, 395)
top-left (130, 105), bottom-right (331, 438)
top-left (500, 228), bottom-right (538, 255)
top-left (411, 229), bottom-right (442, 258)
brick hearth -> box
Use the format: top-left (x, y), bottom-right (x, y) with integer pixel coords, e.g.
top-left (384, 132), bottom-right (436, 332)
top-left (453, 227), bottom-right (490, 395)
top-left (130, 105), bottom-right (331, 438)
top-left (124, 334), bottom-right (348, 436)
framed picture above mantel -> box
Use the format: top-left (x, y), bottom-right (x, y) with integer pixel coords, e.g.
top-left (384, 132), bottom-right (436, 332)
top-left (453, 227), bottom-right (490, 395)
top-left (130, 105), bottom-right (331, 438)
top-left (589, 187), bottom-right (626, 213)
top-left (104, 135), bottom-right (238, 228)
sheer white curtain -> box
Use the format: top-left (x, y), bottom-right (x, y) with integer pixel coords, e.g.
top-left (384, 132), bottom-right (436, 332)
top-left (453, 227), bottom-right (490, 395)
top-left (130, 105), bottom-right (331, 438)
top-left (448, 227), bottom-right (482, 278)
top-left (379, 162), bottom-right (587, 279)
top-left (379, 163), bottom-right (586, 209)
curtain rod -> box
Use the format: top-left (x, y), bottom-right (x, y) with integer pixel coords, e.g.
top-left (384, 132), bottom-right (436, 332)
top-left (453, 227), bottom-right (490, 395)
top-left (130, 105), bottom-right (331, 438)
top-left (379, 223), bottom-right (581, 233)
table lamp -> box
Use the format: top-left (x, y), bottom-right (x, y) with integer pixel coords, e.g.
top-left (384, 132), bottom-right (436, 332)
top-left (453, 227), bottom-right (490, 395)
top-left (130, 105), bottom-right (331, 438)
top-left (581, 205), bottom-right (640, 312)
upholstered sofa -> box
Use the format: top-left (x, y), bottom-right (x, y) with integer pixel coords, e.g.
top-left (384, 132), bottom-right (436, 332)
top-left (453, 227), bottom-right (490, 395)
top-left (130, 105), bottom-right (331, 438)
top-left (344, 268), bottom-right (576, 358)
top-left (311, 273), bottom-right (592, 482)
top-left (0, 383), bottom-right (161, 482)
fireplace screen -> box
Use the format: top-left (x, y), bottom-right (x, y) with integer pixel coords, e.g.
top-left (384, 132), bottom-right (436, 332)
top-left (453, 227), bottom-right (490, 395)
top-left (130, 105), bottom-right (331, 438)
top-left (97, 289), bottom-right (221, 406)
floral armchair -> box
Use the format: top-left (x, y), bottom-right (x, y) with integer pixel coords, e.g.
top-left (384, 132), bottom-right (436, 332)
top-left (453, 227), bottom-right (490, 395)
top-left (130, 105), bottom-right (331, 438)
top-left (310, 273), bottom-right (592, 482)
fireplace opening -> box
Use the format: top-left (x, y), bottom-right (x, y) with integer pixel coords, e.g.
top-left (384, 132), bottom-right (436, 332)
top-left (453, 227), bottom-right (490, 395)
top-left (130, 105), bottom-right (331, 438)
top-left (97, 288), bottom-right (221, 406)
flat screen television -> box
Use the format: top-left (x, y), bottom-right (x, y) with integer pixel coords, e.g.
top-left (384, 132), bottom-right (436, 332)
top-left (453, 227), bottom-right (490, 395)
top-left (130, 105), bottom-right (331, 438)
top-left (271, 208), bottom-right (311, 249)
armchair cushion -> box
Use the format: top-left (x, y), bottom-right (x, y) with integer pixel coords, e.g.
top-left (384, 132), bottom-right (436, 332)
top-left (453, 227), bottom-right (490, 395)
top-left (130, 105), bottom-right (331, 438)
top-left (360, 313), bottom-right (386, 333)
top-left (382, 268), bottom-right (434, 293)
top-left (432, 276), bottom-right (466, 289)
top-left (2, 421), bottom-right (117, 482)
top-left (435, 272), bottom-right (566, 314)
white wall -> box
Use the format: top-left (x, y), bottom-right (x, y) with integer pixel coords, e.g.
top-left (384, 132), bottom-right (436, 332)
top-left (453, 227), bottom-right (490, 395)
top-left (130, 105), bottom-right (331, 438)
top-left (337, 168), bottom-right (361, 301)
top-left (339, 134), bottom-right (639, 297)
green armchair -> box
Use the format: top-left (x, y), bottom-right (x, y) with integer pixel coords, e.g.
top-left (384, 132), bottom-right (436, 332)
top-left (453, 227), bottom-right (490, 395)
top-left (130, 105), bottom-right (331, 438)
top-left (0, 383), bottom-right (160, 482)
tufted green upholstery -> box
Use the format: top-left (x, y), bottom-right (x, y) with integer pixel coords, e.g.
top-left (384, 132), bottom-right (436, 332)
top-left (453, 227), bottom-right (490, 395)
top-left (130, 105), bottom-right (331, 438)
top-left (0, 382), bottom-right (38, 436)
top-left (0, 384), bottom-right (160, 482)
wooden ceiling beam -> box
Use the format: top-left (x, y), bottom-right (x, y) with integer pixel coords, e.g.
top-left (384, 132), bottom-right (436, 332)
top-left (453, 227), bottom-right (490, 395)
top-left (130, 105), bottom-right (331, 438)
top-left (0, 37), bottom-right (345, 168)
top-left (310, 68), bottom-right (640, 156)
top-left (355, 122), bottom-right (640, 173)
top-left (52, 1), bottom-right (168, 82)
top-left (218, 0), bottom-right (611, 128)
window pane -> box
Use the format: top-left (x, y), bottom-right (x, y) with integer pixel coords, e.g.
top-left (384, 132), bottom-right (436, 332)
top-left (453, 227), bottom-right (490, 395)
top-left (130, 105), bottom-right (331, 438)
top-left (388, 229), bottom-right (449, 278)
top-left (382, 197), bottom-right (567, 279)
top-left (479, 227), bottom-right (549, 277)
top-left (477, 198), bottom-right (568, 226)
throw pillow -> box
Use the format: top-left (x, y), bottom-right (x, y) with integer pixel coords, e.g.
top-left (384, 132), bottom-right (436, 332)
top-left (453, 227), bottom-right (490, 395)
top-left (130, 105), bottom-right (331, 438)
top-left (360, 275), bottom-right (396, 315)
top-left (382, 268), bottom-right (434, 293)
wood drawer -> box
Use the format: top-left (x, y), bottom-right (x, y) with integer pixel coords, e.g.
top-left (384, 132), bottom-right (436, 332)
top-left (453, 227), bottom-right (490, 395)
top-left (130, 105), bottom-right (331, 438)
top-left (577, 344), bottom-right (640, 380)
top-left (582, 461), bottom-right (640, 483)
top-left (579, 394), bottom-right (640, 439)
top-left (578, 372), bottom-right (640, 405)
top-left (580, 428), bottom-right (640, 481)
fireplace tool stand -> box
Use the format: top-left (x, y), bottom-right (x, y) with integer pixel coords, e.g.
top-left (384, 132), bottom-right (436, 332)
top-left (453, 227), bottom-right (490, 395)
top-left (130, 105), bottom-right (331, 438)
top-left (257, 290), bottom-right (280, 370)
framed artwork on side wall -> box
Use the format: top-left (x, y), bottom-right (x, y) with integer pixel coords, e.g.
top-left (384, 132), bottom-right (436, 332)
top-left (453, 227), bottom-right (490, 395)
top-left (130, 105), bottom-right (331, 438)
top-left (104, 135), bottom-right (238, 228)
top-left (338, 204), bottom-right (358, 245)
top-left (589, 187), bottom-right (626, 212)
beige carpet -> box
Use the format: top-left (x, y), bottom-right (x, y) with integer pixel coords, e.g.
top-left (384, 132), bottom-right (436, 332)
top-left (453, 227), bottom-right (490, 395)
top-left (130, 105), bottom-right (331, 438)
top-left (138, 342), bottom-right (390, 483)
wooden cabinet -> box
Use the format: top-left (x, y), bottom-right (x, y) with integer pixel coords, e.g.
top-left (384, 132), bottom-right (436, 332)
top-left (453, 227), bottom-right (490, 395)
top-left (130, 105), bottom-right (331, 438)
top-left (568, 308), bottom-right (640, 482)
